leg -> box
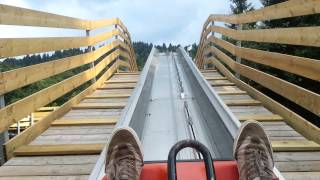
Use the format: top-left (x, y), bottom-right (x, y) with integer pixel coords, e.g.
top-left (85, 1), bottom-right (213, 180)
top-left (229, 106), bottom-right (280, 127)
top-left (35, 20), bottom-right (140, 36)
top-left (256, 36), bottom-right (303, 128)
top-left (234, 120), bottom-right (274, 180)
top-left (105, 127), bottom-right (144, 180)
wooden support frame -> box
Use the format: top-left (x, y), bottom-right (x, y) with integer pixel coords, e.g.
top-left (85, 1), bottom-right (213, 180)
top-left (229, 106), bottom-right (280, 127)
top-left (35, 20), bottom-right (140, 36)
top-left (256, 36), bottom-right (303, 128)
top-left (207, 47), bottom-right (320, 116)
top-left (4, 61), bottom-right (124, 159)
top-left (0, 40), bottom-right (126, 95)
top-left (0, 50), bottom-right (123, 133)
top-left (208, 36), bottom-right (320, 81)
top-left (210, 57), bottom-right (320, 144)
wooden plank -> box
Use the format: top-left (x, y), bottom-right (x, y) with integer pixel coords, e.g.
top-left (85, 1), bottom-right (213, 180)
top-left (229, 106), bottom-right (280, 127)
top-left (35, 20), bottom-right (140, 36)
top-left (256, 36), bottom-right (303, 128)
top-left (210, 82), bottom-right (235, 86)
top-left (209, 25), bottom-right (320, 47)
top-left (5, 155), bottom-right (99, 166)
top-left (209, 47), bottom-right (320, 116)
top-left (0, 51), bottom-right (123, 132)
top-left (51, 118), bottom-right (118, 126)
top-left (99, 83), bottom-right (136, 89)
top-left (0, 29), bottom-right (124, 58)
top-left (209, 36), bottom-right (320, 81)
top-left (115, 72), bottom-right (140, 75)
top-left (4, 61), bottom-right (120, 159)
top-left (0, 4), bottom-right (124, 30)
top-left (85, 94), bottom-right (130, 99)
top-left (0, 41), bottom-right (124, 95)
top-left (272, 140), bottom-right (320, 151)
top-left (0, 175), bottom-right (89, 180)
top-left (237, 114), bottom-right (283, 121)
top-left (73, 102), bottom-right (126, 109)
top-left (205, 77), bottom-right (227, 80)
top-left (224, 100), bottom-right (261, 106)
top-left (105, 79), bottom-right (138, 83)
top-left (208, 0), bottom-right (320, 24)
top-left (0, 164), bottom-right (94, 176)
top-left (281, 172), bottom-right (320, 180)
top-left (210, 57), bottom-right (320, 144)
top-left (276, 161), bottom-right (320, 172)
top-left (274, 152), bottom-right (320, 161)
top-left (201, 69), bottom-right (217, 73)
top-left (217, 91), bottom-right (247, 95)
top-left (14, 144), bottom-right (104, 156)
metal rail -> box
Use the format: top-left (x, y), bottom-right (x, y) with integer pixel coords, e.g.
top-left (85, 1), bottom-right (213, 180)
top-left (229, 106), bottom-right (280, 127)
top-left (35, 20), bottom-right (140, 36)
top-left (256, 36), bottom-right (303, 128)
top-left (89, 47), bottom-right (246, 179)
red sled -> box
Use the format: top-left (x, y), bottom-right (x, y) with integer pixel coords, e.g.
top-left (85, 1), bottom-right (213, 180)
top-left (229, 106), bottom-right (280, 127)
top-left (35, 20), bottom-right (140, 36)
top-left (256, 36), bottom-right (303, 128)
top-left (103, 140), bottom-right (279, 180)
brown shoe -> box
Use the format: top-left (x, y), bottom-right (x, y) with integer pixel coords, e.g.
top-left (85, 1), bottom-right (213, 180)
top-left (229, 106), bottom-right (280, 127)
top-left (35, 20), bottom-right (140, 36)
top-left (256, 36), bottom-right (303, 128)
top-left (105, 127), bottom-right (144, 180)
top-left (233, 120), bottom-right (274, 180)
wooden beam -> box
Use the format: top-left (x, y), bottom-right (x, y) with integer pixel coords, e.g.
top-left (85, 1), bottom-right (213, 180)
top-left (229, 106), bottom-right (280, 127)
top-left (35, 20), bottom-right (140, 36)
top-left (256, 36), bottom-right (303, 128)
top-left (0, 41), bottom-right (125, 95)
top-left (4, 61), bottom-right (120, 159)
top-left (99, 83), bottom-right (136, 89)
top-left (209, 36), bottom-right (320, 81)
top-left (272, 141), bottom-right (320, 152)
top-left (210, 82), bottom-right (235, 86)
top-left (208, 0), bottom-right (320, 24)
top-left (105, 80), bottom-right (138, 83)
top-left (85, 94), bottom-right (131, 99)
top-left (115, 72), bottom-right (140, 75)
top-left (224, 100), bottom-right (262, 106)
top-left (72, 102), bottom-right (126, 109)
top-left (205, 77), bottom-right (227, 80)
top-left (217, 91), bottom-right (247, 95)
top-left (51, 118), bottom-right (118, 126)
top-left (237, 114), bottom-right (284, 121)
top-left (0, 29), bottom-right (126, 58)
top-left (209, 25), bottom-right (320, 47)
top-left (14, 144), bottom-right (104, 156)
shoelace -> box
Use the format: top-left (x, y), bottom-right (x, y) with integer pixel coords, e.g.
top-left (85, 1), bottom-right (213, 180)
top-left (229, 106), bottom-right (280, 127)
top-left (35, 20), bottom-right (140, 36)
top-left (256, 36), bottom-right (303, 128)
top-left (115, 154), bottom-right (142, 180)
top-left (245, 144), bottom-right (273, 179)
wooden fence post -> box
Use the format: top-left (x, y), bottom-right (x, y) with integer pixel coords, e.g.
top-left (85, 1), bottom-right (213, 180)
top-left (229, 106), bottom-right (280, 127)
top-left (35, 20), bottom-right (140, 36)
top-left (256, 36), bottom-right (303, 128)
top-left (235, 24), bottom-right (242, 79)
top-left (0, 95), bottom-right (9, 164)
top-left (86, 30), bottom-right (96, 83)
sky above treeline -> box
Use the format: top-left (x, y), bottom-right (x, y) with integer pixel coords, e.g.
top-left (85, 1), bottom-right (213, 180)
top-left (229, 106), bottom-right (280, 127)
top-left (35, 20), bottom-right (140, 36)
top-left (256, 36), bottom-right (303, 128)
top-left (0, 0), bottom-right (262, 45)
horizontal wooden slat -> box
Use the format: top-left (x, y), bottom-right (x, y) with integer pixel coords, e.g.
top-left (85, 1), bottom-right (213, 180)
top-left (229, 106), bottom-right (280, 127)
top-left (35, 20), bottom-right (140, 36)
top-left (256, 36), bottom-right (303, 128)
top-left (209, 25), bottom-right (320, 47)
top-left (237, 114), bottom-right (284, 121)
top-left (210, 57), bottom-right (320, 144)
top-left (73, 102), bottom-right (126, 109)
top-left (115, 72), bottom-right (140, 75)
top-left (14, 144), bottom-right (104, 156)
top-left (217, 91), bottom-right (247, 95)
top-left (208, 0), bottom-right (320, 24)
top-left (0, 40), bottom-right (127, 95)
top-left (106, 79), bottom-right (138, 83)
top-left (51, 118), bottom-right (118, 126)
top-left (210, 82), bottom-right (235, 86)
top-left (0, 51), bottom-right (122, 133)
top-left (0, 29), bottom-right (126, 58)
top-left (0, 4), bottom-right (131, 32)
top-left (209, 47), bottom-right (320, 116)
top-left (272, 140), bottom-right (320, 151)
top-left (4, 61), bottom-right (120, 159)
top-left (99, 83), bottom-right (136, 89)
top-left (224, 100), bottom-right (261, 106)
top-left (205, 77), bottom-right (227, 80)
top-left (85, 94), bottom-right (131, 99)
top-left (208, 36), bottom-right (320, 81)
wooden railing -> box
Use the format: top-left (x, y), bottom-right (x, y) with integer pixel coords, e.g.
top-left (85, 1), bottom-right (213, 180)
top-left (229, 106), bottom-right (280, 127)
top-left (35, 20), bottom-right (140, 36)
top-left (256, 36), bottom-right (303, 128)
top-left (195, 0), bottom-right (320, 143)
top-left (0, 4), bottom-right (138, 158)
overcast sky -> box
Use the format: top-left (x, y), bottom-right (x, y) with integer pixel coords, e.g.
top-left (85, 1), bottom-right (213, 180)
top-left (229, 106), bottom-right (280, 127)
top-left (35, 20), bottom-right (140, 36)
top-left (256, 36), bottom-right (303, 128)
top-left (0, 0), bottom-right (262, 45)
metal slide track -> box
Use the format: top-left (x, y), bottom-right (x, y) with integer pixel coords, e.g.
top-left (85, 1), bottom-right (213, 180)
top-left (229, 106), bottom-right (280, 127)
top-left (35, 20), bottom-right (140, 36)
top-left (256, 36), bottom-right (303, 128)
top-left (89, 47), bottom-right (273, 179)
